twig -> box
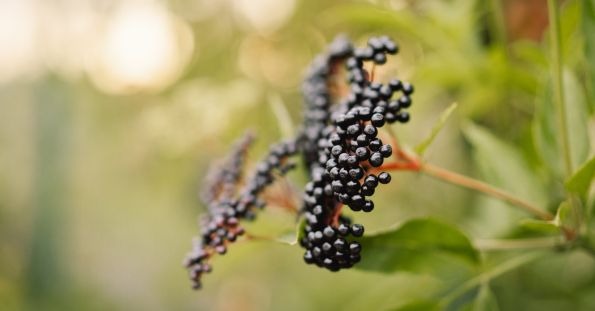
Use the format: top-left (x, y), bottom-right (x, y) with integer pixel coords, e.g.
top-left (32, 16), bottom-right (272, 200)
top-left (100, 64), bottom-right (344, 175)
top-left (379, 127), bottom-right (555, 221)
top-left (420, 163), bottom-right (554, 220)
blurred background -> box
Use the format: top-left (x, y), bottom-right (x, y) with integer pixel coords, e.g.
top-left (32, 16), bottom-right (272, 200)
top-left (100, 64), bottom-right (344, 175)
top-left (0, 0), bottom-right (593, 310)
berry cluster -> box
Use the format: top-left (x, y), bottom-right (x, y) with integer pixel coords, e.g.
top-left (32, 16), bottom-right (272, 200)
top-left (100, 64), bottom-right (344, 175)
top-left (298, 35), bottom-right (413, 271)
top-left (185, 34), bottom-right (414, 288)
top-left (184, 135), bottom-right (298, 289)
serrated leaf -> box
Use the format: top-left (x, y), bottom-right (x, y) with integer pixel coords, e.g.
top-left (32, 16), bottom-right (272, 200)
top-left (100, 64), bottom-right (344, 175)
top-left (388, 301), bottom-right (441, 311)
top-left (566, 155), bottom-right (595, 198)
top-left (533, 70), bottom-right (590, 178)
top-left (356, 218), bottom-right (479, 274)
top-left (415, 102), bottom-right (458, 156)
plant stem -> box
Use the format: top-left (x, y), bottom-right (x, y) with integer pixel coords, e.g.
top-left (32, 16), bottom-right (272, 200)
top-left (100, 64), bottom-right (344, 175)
top-left (547, 0), bottom-right (572, 176)
top-left (420, 163), bottom-right (554, 220)
top-left (440, 251), bottom-right (545, 307)
top-left (547, 0), bottom-right (583, 236)
top-left (473, 237), bottom-right (564, 251)
top-left (489, 0), bottom-right (508, 53)
top-left (381, 125), bottom-right (554, 220)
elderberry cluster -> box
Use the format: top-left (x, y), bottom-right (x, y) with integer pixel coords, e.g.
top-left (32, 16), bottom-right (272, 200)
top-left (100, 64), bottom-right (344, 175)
top-left (298, 35), bottom-right (414, 271)
top-left (184, 135), bottom-right (298, 289)
top-left (185, 34), bottom-right (415, 289)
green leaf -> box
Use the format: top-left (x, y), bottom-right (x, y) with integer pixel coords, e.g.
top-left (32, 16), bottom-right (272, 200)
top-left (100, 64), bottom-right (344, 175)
top-left (295, 216), bottom-right (307, 244)
top-left (272, 217), bottom-right (306, 246)
top-left (472, 283), bottom-right (500, 311)
top-left (387, 301), bottom-right (441, 311)
top-left (533, 70), bottom-right (590, 178)
top-left (566, 155), bottom-right (595, 198)
top-left (559, 0), bottom-right (583, 65)
top-left (462, 122), bottom-right (548, 236)
top-left (582, 0), bottom-right (595, 111)
top-left (415, 102), bottom-right (458, 156)
top-left (463, 123), bottom-right (546, 202)
top-left (356, 218), bottom-right (479, 274)
top-left (321, 5), bottom-right (453, 50)
top-left (554, 200), bottom-right (573, 229)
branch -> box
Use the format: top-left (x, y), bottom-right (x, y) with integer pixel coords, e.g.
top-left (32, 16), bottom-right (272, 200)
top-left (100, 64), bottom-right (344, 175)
top-left (380, 127), bottom-right (555, 221)
top-left (420, 163), bottom-right (555, 221)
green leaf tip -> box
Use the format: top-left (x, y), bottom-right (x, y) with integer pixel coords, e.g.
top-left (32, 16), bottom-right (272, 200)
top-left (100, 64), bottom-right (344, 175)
top-left (415, 102), bottom-right (458, 156)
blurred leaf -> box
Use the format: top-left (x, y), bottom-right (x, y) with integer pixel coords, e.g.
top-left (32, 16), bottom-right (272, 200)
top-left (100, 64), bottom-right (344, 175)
top-left (344, 274), bottom-right (444, 311)
top-left (463, 122), bottom-right (547, 204)
top-left (512, 41), bottom-right (548, 68)
top-left (273, 217), bottom-right (306, 246)
top-left (356, 218), bottom-right (479, 274)
top-left (559, 0), bottom-right (583, 65)
top-left (554, 201), bottom-right (573, 229)
top-left (295, 216), bottom-right (307, 244)
top-left (521, 249), bottom-right (595, 294)
top-left (321, 5), bottom-right (442, 48)
top-left (566, 155), bottom-right (595, 198)
top-left (274, 231), bottom-right (299, 245)
top-left (387, 301), bottom-right (441, 311)
top-left (471, 283), bottom-right (500, 311)
top-left (518, 219), bottom-right (560, 235)
top-left (463, 122), bottom-right (548, 236)
top-left (268, 94), bottom-right (295, 140)
top-left (582, 0), bottom-right (595, 111)
top-left (415, 102), bottom-right (458, 156)
top-left (533, 70), bottom-right (590, 178)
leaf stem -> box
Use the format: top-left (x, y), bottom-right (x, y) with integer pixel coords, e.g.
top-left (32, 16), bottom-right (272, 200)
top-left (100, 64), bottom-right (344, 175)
top-left (440, 251), bottom-right (545, 307)
top-left (547, 0), bottom-right (573, 177)
top-left (420, 163), bottom-right (555, 221)
top-left (380, 128), bottom-right (554, 220)
top-left (547, 0), bottom-right (583, 236)
top-left (489, 0), bottom-right (508, 52)
top-left (473, 236), bottom-right (564, 251)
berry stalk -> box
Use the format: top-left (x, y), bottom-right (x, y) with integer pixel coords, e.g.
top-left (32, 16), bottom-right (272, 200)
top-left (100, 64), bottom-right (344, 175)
top-left (379, 123), bottom-right (554, 221)
top-left (420, 163), bottom-right (554, 221)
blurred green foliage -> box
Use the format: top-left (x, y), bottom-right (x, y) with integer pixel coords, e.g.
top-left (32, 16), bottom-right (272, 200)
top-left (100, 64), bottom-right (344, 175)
top-left (0, 0), bottom-right (594, 310)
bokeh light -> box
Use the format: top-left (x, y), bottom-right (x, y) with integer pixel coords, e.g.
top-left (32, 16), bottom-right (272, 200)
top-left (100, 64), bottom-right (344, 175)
top-left (0, 0), bottom-right (39, 83)
top-left (88, 2), bottom-right (194, 94)
top-left (231, 0), bottom-right (296, 33)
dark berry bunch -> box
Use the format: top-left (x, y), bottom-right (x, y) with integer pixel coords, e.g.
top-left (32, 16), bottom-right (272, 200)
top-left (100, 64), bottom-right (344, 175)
top-left (298, 35), bottom-right (414, 271)
top-left (184, 134), bottom-right (298, 289)
top-left (200, 134), bottom-right (254, 205)
top-left (185, 34), bottom-right (414, 288)
top-left (299, 35), bottom-right (353, 169)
